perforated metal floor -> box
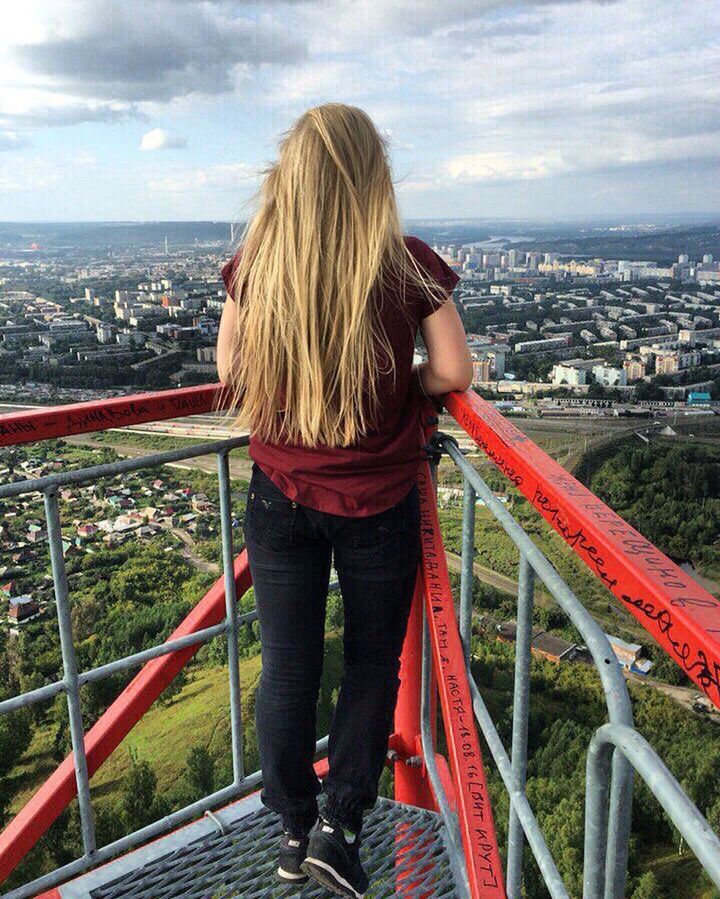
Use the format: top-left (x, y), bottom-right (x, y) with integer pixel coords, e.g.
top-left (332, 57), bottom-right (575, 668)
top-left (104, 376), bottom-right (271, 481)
top-left (86, 798), bottom-right (460, 899)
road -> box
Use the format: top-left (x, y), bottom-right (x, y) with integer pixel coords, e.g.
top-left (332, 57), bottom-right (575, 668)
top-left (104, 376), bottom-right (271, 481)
top-left (626, 672), bottom-right (720, 725)
top-left (168, 527), bottom-right (220, 575)
top-left (445, 549), bottom-right (518, 596)
top-left (65, 434), bottom-right (255, 482)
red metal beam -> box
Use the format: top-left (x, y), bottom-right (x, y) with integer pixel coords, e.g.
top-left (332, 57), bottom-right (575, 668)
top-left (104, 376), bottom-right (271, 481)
top-left (445, 389), bottom-right (720, 708)
top-left (0, 384), bottom-right (227, 448)
top-left (395, 401), bottom-right (442, 812)
top-left (393, 576), bottom-right (439, 811)
top-left (417, 461), bottom-right (506, 899)
top-left (0, 552), bottom-right (252, 885)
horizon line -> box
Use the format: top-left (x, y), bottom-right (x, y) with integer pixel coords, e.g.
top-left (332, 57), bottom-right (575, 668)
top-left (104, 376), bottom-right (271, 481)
top-left (1, 213), bottom-right (720, 226)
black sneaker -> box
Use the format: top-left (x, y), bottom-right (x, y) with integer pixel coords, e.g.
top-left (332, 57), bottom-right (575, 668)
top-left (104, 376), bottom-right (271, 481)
top-left (302, 816), bottom-right (369, 898)
top-left (277, 830), bottom-right (310, 884)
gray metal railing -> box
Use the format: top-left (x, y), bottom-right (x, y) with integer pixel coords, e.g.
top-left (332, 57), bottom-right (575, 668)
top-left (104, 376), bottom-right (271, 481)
top-left (437, 434), bottom-right (720, 899)
top-left (0, 432), bottom-right (466, 899)
top-left (0, 435), bottom-right (336, 899)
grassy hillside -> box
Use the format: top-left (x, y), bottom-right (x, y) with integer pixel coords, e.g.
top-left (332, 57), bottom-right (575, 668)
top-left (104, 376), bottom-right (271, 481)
top-left (10, 631), bottom-right (347, 817)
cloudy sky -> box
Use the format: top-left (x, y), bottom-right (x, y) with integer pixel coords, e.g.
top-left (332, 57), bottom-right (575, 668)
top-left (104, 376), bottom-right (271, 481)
top-left (1, 0), bottom-right (718, 222)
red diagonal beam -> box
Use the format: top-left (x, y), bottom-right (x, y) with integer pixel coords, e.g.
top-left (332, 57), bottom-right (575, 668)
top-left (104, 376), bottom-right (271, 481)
top-left (417, 462), bottom-right (506, 899)
top-left (0, 384), bottom-right (228, 448)
top-left (445, 389), bottom-right (720, 708)
top-left (0, 552), bottom-right (251, 885)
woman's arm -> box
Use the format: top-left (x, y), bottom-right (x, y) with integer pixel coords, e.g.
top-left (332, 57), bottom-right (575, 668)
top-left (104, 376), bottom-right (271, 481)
top-left (415, 296), bottom-right (473, 396)
top-left (216, 295), bottom-right (236, 386)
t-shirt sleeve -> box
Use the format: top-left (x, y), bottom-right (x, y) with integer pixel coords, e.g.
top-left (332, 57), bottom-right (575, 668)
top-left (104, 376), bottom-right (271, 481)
top-left (406, 237), bottom-right (461, 320)
top-left (221, 250), bottom-right (242, 298)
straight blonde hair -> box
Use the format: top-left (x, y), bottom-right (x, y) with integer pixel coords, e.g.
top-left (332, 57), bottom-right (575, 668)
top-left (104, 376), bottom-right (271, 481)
top-left (225, 103), bottom-right (447, 447)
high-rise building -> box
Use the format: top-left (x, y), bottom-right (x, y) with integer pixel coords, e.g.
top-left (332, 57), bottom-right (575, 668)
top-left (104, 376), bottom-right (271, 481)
top-left (623, 356), bottom-right (646, 382)
top-left (491, 348), bottom-right (507, 378)
top-left (472, 358), bottom-right (492, 383)
top-left (678, 254), bottom-right (689, 264)
top-left (703, 254), bottom-right (713, 265)
top-left (656, 352), bottom-right (680, 375)
top-left (592, 364), bottom-right (627, 387)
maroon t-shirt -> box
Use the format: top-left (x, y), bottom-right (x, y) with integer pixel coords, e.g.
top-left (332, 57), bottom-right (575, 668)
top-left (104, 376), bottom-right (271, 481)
top-left (221, 235), bottom-right (460, 516)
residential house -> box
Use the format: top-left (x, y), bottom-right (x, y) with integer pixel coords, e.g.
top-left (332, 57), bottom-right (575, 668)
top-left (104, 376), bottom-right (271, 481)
top-left (606, 634), bottom-right (654, 675)
top-left (496, 621), bottom-right (580, 664)
top-left (77, 523), bottom-right (99, 540)
top-left (8, 595), bottom-right (40, 624)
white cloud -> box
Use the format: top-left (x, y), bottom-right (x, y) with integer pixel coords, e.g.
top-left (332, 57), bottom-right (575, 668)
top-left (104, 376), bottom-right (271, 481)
top-left (443, 133), bottom-right (720, 186)
top-left (0, 0), bottom-right (306, 132)
top-left (148, 162), bottom-right (260, 193)
top-left (0, 130), bottom-right (31, 151)
top-left (446, 151), bottom-right (568, 183)
top-left (140, 128), bottom-right (187, 151)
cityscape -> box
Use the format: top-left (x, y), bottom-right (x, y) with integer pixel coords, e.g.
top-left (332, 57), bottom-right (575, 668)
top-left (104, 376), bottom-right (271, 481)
top-left (440, 241), bottom-right (720, 406)
top-left (2, 222), bottom-right (719, 418)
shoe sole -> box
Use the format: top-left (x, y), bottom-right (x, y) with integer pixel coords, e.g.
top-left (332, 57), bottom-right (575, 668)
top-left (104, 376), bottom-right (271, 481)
top-left (302, 856), bottom-right (366, 898)
top-left (277, 866), bottom-right (309, 883)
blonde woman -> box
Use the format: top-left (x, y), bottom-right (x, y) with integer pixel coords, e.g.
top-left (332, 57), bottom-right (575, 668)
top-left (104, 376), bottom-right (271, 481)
top-left (217, 103), bottom-right (472, 898)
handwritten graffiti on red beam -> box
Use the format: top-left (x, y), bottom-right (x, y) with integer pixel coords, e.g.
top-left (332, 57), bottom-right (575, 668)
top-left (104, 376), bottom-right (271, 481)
top-left (444, 390), bottom-right (720, 709)
top-left (417, 464), bottom-right (506, 899)
top-left (0, 384), bottom-right (228, 448)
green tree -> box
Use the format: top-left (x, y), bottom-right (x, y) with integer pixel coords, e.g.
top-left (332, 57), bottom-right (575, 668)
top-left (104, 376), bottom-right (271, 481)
top-left (120, 754), bottom-right (169, 832)
top-left (185, 746), bottom-right (215, 801)
top-left (0, 705), bottom-right (32, 826)
top-left (631, 871), bottom-right (662, 899)
top-left (157, 668), bottom-right (187, 706)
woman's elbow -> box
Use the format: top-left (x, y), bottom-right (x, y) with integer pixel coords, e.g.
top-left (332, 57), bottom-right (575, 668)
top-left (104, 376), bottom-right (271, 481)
top-left (216, 353), bottom-right (231, 387)
top-left (450, 358), bottom-right (473, 392)
top-left (432, 360), bottom-right (473, 394)
top-left (458, 364), bottom-right (473, 392)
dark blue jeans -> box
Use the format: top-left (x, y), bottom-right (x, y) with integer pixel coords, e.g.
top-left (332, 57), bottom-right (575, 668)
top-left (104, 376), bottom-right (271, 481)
top-left (244, 463), bottom-right (421, 834)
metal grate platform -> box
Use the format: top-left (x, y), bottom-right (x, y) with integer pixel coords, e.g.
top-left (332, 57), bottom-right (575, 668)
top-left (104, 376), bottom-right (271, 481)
top-left (74, 797), bottom-right (460, 899)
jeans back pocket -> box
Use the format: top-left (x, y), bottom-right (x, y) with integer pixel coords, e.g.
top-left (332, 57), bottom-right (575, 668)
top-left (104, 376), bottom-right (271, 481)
top-left (347, 485), bottom-right (420, 564)
top-left (244, 470), bottom-right (298, 549)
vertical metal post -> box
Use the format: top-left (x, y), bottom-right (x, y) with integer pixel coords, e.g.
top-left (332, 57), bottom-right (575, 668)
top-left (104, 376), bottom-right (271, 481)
top-left (604, 755), bottom-right (633, 898)
top-left (44, 489), bottom-right (96, 856)
top-left (459, 477), bottom-right (476, 668)
top-left (582, 736), bottom-right (612, 899)
top-left (217, 451), bottom-right (244, 784)
top-left (394, 402), bottom-right (440, 809)
top-left (506, 554), bottom-right (535, 898)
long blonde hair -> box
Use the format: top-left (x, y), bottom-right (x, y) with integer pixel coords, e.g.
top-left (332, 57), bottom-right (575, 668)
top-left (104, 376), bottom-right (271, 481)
top-left (225, 103), bottom-right (446, 447)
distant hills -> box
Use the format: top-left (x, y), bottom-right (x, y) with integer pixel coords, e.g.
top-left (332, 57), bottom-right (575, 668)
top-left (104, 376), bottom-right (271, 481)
top-left (1, 219), bottom-right (719, 263)
top-left (512, 224), bottom-right (720, 264)
top-left (0, 221), bottom-right (236, 251)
